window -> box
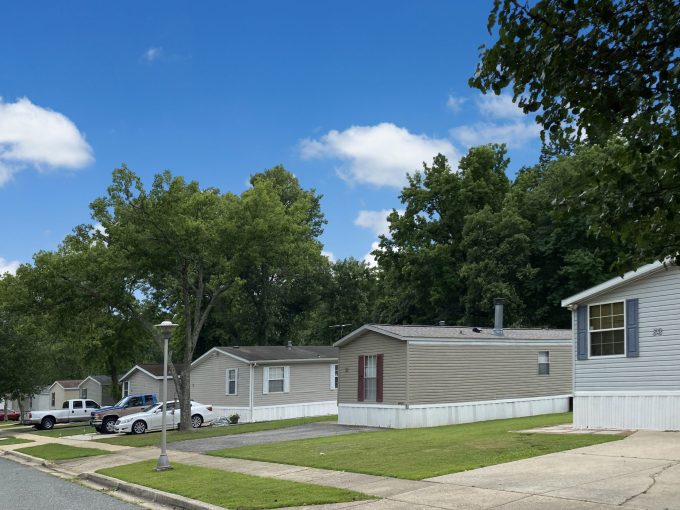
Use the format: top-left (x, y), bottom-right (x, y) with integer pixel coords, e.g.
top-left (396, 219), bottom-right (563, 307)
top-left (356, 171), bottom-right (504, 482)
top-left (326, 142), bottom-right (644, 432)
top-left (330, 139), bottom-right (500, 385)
top-left (226, 368), bottom-right (238, 395)
top-left (538, 351), bottom-right (550, 375)
top-left (364, 355), bottom-right (377, 401)
top-left (268, 366), bottom-right (285, 393)
top-left (72, 400), bottom-right (83, 409)
top-left (589, 301), bottom-right (625, 357)
top-left (122, 381), bottom-right (130, 397)
top-left (143, 395), bottom-right (155, 405)
top-left (127, 396), bottom-right (144, 407)
top-left (81, 388), bottom-right (88, 399)
top-left (51, 393), bottom-right (55, 407)
top-left (85, 400), bottom-right (99, 409)
top-left (62, 401), bottom-right (69, 409)
top-left (330, 364), bottom-right (338, 390)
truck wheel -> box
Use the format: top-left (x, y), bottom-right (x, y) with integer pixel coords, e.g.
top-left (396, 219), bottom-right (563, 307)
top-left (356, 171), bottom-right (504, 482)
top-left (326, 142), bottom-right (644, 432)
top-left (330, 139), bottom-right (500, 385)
top-left (191, 414), bottom-right (203, 428)
top-left (102, 418), bottom-right (117, 434)
top-left (131, 420), bottom-right (146, 434)
top-left (94, 426), bottom-right (102, 433)
top-left (41, 417), bottom-right (55, 430)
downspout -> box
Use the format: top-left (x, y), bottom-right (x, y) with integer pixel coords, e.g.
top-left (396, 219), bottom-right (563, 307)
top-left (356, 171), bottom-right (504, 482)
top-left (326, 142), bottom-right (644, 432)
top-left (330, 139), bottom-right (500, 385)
top-left (405, 340), bottom-right (410, 410)
top-left (249, 363), bottom-right (255, 422)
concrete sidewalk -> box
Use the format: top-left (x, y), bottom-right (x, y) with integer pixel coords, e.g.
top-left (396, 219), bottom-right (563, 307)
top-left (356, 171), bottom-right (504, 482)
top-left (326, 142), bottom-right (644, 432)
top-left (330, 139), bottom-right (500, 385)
top-left (3, 427), bottom-right (680, 509)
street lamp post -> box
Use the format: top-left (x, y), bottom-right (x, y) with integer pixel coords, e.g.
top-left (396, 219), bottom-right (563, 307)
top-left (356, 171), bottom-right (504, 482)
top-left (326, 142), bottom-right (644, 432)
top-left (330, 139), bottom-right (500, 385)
top-left (154, 320), bottom-right (178, 471)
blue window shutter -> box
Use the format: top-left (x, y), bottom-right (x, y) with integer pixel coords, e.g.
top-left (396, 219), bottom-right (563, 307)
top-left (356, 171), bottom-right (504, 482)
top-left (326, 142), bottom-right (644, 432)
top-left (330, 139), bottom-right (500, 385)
top-left (626, 299), bottom-right (639, 358)
top-left (577, 305), bottom-right (588, 360)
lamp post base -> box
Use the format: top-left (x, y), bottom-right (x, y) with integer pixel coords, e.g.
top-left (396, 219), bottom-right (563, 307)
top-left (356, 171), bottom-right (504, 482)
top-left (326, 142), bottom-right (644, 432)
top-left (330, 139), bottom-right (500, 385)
top-left (155, 454), bottom-right (172, 471)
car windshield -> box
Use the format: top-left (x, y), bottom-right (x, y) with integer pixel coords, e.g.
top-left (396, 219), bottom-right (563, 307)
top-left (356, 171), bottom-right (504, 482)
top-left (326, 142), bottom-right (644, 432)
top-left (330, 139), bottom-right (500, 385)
top-left (142, 404), bottom-right (157, 412)
top-left (113, 398), bottom-right (127, 407)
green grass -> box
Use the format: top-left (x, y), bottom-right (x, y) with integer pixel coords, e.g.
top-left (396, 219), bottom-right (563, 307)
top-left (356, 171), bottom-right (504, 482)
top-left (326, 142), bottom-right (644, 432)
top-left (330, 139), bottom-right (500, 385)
top-left (28, 425), bottom-right (93, 438)
top-left (99, 415), bottom-right (337, 447)
top-left (0, 436), bottom-right (33, 445)
top-left (98, 460), bottom-right (372, 509)
top-left (16, 443), bottom-right (111, 461)
top-left (209, 413), bottom-right (622, 480)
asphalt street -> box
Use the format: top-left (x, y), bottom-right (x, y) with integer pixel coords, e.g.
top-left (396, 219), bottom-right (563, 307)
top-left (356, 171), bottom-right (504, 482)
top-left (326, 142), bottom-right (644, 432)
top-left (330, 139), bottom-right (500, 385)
top-left (0, 457), bottom-right (141, 510)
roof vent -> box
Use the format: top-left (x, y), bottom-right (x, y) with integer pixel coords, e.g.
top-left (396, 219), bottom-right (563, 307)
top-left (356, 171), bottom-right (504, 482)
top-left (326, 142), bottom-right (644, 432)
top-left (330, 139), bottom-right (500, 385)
top-left (287, 340), bottom-right (293, 350)
top-left (438, 320), bottom-right (446, 326)
top-left (493, 298), bottom-right (506, 336)
top-left (233, 345), bottom-right (240, 349)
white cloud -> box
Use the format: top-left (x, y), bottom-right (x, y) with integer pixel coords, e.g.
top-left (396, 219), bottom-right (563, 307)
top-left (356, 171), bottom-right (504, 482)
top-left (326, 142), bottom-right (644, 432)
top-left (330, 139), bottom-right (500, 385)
top-left (446, 95), bottom-right (466, 113)
top-left (322, 250), bottom-right (335, 262)
top-left (300, 123), bottom-right (458, 189)
top-left (476, 93), bottom-right (525, 120)
top-left (0, 97), bottom-right (93, 185)
top-left (143, 47), bottom-right (163, 62)
top-left (450, 120), bottom-right (541, 149)
top-left (354, 209), bottom-right (404, 268)
top-left (0, 257), bottom-right (20, 276)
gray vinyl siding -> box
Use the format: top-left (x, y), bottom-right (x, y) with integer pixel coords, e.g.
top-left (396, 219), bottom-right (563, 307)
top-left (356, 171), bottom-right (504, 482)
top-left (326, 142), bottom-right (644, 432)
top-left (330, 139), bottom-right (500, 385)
top-left (337, 332), bottom-right (407, 405)
top-left (408, 343), bottom-right (572, 405)
top-left (50, 387), bottom-right (79, 409)
top-left (79, 380), bottom-right (102, 404)
top-left (191, 352), bottom-right (250, 407)
top-left (574, 265), bottom-right (680, 391)
top-left (125, 371), bottom-right (179, 400)
top-left (254, 362), bottom-right (337, 406)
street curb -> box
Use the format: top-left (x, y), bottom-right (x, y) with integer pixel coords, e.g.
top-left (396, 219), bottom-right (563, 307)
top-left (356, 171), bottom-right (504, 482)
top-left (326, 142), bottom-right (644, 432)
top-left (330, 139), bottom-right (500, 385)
top-left (3, 449), bottom-right (57, 469)
top-left (80, 472), bottom-right (225, 510)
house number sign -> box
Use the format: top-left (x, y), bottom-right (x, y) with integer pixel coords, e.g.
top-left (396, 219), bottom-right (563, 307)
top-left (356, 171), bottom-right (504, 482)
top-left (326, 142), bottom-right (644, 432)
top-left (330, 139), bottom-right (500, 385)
top-left (652, 328), bottom-right (664, 336)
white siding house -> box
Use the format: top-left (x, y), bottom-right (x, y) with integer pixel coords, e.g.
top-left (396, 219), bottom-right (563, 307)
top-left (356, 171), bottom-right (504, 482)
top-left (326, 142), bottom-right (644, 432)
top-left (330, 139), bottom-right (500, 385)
top-left (562, 259), bottom-right (680, 430)
top-left (191, 344), bottom-right (338, 422)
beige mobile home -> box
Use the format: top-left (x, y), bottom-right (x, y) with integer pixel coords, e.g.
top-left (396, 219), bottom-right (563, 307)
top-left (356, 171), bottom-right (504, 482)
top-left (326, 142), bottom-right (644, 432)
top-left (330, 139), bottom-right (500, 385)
top-left (562, 259), bottom-right (680, 431)
top-left (191, 344), bottom-right (338, 422)
top-left (78, 375), bottom-right (115, 406)
top-left (335, 305), bottom-right (572, 428)
top-left (47, 380), bottom-right (83, 409)
top-left (119, 364), bottom-right (181, 400)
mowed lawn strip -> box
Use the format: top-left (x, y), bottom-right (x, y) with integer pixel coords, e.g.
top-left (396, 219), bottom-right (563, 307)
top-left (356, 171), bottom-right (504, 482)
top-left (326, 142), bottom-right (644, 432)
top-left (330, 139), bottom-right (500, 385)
top-left (16, 443), bottom-right (111, 461)
top-left (99, 415), bottom-right (337, 447)
top-left (0, 436), bottom-right (33, 445)
top-left (210, 413), bottom-right (622, 480)
top-left (99, 460), bottom-right (373, 510)
top-left (28, 425), bottom-right (93, 438)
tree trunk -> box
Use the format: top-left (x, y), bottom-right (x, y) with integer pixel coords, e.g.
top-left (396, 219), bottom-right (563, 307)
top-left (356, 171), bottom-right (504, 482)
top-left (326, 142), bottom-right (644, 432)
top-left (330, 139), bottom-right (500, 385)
top-left (178, 364), bottom-right (192, 431)
top-left (3, 398), bottom-right (7, 422)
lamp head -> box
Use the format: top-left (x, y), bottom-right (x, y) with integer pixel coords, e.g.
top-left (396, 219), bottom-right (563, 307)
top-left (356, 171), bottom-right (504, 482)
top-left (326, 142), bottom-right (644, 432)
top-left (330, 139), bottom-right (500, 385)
top-left (155, 320), bottom-right (178, 339)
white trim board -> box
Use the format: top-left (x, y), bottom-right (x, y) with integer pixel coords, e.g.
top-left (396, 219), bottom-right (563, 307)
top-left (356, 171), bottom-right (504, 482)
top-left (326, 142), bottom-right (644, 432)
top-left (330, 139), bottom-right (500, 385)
top-left (408, 339), bottom-right (571, 347)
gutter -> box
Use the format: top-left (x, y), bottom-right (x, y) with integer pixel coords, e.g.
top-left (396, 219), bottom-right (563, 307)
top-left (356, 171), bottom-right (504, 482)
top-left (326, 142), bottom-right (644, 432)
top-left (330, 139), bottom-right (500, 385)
top-left (249, 363), bottom-right (255, 422)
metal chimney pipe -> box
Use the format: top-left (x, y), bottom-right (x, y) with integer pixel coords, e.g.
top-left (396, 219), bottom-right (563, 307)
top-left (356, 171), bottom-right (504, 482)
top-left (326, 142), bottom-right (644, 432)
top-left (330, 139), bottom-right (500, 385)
top-left (287, 340), bottom-right (293, 350)
top-left (493, 298), bottom-right (506, 336)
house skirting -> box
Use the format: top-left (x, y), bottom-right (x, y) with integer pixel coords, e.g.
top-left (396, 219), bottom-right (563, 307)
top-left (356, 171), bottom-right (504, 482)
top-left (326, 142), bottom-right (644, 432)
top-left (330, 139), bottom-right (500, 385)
top-left (574, 391), bottom-right (680, 431)
top-left (211, 400), bottom-right (338, 423)
top-left (338, 394), bottom-right (572, 429)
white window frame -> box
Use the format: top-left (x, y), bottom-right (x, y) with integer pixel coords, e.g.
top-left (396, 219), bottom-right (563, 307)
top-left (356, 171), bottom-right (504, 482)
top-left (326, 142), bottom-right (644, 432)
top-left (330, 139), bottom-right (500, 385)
top-left (330, 364), bottom-right (338, 390)
top-left (226, 368), bottom-right (238, 395)
top-left (263, 366), bottom-right (289, 394)
top-left (122, 381), bottom-right (130, 398)
top-left (81, 388), bottom-right (88, 399)
top-left (364, 355), bottom-right (377, 402)
top-left (588, 300), bottom-right (626, 358)
top-left (51, 392), bottom-right (55, 407)
top-left (538, 351), bottom-right (550, 375)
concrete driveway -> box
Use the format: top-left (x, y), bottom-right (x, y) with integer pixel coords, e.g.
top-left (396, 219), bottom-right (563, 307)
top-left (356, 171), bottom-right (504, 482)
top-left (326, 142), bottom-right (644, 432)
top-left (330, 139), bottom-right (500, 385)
top-left (168, 421), bottom-right (378, 453)
top-left (408, 430), bottom-right (680, 509)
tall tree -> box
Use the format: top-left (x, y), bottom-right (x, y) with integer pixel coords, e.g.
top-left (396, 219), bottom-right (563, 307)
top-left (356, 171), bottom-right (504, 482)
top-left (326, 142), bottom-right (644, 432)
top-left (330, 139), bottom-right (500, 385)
top-left (471, 0), bottom-right (680, 266)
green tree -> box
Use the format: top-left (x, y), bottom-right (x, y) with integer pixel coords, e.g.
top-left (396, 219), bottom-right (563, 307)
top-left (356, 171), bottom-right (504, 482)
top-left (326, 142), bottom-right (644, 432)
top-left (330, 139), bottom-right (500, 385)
top-left (472, 0), bottom-right (680, 266)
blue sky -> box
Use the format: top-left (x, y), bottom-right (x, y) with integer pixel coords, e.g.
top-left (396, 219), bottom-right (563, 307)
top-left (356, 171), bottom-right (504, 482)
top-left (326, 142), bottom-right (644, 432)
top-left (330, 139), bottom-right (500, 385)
top-left (0, 1), bottom-right (542, 272)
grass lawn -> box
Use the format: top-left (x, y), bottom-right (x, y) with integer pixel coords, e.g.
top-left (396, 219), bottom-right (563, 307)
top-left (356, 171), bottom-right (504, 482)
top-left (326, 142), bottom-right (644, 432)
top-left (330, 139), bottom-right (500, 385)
top-left (28, 425), bottom-right (93, 438)
top-left (0, 436), bottom-right (34, 445)
top-left (209, 413), bottom-right (622, 480)
top-left (16, 443), bottom-right (111, 461)
top-left (99, 415), bottom-right (337, 448)
top-left (99, 460), bottom-right (372, 510)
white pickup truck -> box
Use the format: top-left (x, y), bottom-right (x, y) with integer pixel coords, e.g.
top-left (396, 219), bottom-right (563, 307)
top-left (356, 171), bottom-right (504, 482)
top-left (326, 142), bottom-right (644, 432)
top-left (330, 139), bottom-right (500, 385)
top-left (23, 399), bottom-right (100, 430)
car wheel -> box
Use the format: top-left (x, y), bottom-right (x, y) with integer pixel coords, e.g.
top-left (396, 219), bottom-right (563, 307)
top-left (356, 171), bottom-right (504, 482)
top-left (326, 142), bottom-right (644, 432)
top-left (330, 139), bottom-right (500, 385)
top-left (131, 420), bottom-right (147, 435)
top-left (102, 418), bottom-right (116, 434)
top-left (94, 426), bottom-right (102, 433)
top-left (41, 417), bottom-right (55, 430)
top-left (191, 414), bottom-right (203, 429)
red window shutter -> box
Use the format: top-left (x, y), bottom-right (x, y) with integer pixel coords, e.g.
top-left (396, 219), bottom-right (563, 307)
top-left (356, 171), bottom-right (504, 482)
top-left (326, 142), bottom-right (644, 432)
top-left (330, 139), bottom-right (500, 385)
top-left (357, 355), bottom-right (365, 402)
top-left (376, 353), bottom-right (384, 403)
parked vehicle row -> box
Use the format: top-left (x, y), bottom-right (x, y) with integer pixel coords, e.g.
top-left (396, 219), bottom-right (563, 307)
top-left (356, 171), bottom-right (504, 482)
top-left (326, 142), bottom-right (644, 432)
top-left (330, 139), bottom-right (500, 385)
top-left (23, 399), bottom-right (101, 430)
top-left (113, 401), bottom-right (215, 434)
top-left (90, 394), bottom-right (158, 433)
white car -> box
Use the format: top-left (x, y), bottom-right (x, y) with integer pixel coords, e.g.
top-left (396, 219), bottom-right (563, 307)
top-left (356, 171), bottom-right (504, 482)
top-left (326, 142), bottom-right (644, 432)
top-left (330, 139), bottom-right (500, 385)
top-left (113, 401), bottom-right (215, 434)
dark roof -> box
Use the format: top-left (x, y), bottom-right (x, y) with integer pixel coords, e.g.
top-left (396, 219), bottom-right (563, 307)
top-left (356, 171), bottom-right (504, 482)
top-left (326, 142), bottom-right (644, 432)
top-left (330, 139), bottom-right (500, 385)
top-left (55, 379), bottom-right (83, 389)
top-left (335, 324), bottom-right (572, 347)
top-left (89, 375), bottom-right (112, 385)
top-left (138, 363), bottom-right (185, 377)
top-left (215, 345), bottom-right (338, 362)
